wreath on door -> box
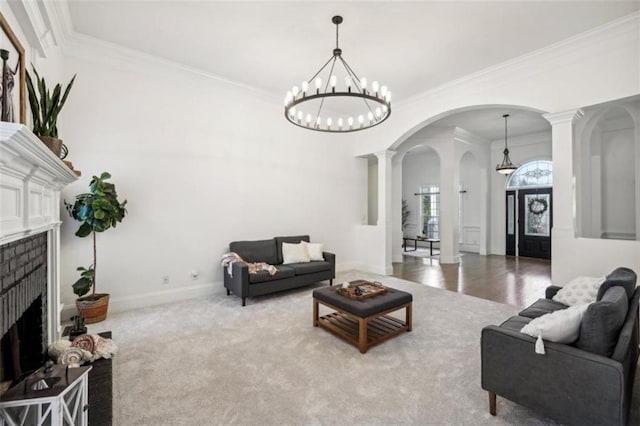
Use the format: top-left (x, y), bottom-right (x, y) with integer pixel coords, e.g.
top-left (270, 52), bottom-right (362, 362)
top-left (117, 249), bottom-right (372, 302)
top-left (528, 197), bottom-right (548, 215)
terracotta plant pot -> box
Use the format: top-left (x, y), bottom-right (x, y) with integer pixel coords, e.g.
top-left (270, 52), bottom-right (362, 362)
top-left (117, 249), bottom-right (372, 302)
top-left (76, 293), bottom-right (110, 324)
top-left (38, 136), bottom-right (63, 157)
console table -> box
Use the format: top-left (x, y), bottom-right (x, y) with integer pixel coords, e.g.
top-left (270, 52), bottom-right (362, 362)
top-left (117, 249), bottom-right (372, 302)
top-left (403, 237), bottom-right (439, 255)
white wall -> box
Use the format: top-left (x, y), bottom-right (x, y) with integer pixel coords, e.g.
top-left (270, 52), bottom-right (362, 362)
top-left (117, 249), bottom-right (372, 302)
top-left (460, 151), bottom-right (482, 251)
top-left (57, 40), bottom-right (365, 312)
top-left (367, 157), bottom-right (378, 225)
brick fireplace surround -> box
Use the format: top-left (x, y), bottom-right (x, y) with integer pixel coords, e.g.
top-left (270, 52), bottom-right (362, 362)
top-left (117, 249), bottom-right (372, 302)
top-left (0, 123), bottom-right (78, 394)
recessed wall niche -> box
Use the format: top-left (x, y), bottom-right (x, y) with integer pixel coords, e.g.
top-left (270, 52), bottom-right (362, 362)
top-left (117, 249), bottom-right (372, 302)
top-left (575, 96), bottom-right (640, 240)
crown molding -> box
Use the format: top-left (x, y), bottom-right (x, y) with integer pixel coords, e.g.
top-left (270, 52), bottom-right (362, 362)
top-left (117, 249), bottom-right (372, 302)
top-left (398, 11), bottom-right (640, 108)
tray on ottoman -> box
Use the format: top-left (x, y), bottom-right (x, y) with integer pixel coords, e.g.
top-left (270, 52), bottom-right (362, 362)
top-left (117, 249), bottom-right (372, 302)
top-left (313, 282), bottom-right (412, 353)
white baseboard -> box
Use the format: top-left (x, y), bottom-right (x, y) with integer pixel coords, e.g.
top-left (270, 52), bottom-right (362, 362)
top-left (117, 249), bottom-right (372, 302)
top-left (61, 282), bottom-right (216, 320)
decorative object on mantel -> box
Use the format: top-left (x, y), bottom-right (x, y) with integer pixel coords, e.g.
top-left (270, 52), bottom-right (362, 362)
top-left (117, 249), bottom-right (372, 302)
top-left (496, 114), bottom-right (518, 175)
top-left (284, 15), bottom-right (391, 133)
top-left (65, 172), bottom-right (127, 323)
top-left (25, 65), bottom-right (76, 157)
top-left (0, 12), bottom-right (26, 124)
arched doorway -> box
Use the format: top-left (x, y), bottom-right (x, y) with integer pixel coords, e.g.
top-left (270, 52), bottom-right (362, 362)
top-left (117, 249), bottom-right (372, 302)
top-left (505, 160), bottom-right (553, 259)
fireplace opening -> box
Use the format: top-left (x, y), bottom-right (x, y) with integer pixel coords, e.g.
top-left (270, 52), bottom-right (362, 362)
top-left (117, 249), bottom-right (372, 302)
top-left (1, 296), bottom-right (46, 393)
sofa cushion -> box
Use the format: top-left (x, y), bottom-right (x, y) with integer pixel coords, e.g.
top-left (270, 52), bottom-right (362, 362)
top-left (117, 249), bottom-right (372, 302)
top-left (275, 236), bottom-right (310, 264)
top-left (282, 242), bottom-right (310, 264)
top-left (302, 241), bottom-right (324, 261)
top-left (597, 267), bottom-right (637, 301)
top-left (499, 315), bottom-right (532, 332)
top-left (520, 303), bottom-right (590, 344)
top-left (519, 298), bottom-right (568, 319)
top-left (285, 261), bottom-right (331, 276)
top-left (575, 286), bottom-right (628, 357)
top-left (248, 265), bottom-right (295, 284)
top-left (230, 239), bottom-right (278, 265)
top-left (552, 276), bottom-right (604, 306)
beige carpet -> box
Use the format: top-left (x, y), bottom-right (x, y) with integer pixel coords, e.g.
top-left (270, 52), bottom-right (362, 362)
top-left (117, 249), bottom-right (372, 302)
top-left (88, 271), bottom-right (640, 425)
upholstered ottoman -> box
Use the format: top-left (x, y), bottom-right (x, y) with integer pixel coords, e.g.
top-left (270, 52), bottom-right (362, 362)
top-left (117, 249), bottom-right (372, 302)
top-left (313, 282), bottom-right (412, 353)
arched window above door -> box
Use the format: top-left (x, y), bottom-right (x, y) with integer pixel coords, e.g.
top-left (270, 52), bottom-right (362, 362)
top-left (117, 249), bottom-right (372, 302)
top-left (506, 160), bottom-right (553, 190)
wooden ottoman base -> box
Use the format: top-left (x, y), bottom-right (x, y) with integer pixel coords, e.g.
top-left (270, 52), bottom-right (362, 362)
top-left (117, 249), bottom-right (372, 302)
top-left (313, 297), bottom-right (412, 353)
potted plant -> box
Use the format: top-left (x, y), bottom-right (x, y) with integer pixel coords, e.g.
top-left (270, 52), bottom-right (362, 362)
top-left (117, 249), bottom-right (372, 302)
top-left (25, 65), bottom-right (76, 157)
top-left (65, 172), bottom-right (127, 323)
top-left (69, 312), bottom-right (87, 341)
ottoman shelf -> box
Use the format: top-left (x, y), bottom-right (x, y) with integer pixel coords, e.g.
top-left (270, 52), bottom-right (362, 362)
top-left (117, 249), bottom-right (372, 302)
top-left (313, 282), bottom-right (412, 353)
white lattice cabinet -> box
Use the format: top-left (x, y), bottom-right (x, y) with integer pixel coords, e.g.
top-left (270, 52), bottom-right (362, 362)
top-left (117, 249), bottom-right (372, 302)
top-left (0, 366), bottom-right (91, 426)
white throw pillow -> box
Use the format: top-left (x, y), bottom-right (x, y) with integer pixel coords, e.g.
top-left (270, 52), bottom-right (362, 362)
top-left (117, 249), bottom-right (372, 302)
top-left (282, 242), bottom-right (310, 264)
top-left (521, 303), bottom-right (590, 354)
top-left (302, 241), bottom-right (324, 261)
top-left (552, 276), bottom-right (605, 306)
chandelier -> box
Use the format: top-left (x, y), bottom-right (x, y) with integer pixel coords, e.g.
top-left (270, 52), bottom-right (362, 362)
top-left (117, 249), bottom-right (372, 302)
top-left (284, 16), bottom-right (391, 133)
top-left (496, 114), bottom-right (518, 175)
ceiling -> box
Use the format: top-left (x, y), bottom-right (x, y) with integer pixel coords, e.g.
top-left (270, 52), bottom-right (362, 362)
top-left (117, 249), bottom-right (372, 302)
top-left (66, 1), bottom-right (639, 103)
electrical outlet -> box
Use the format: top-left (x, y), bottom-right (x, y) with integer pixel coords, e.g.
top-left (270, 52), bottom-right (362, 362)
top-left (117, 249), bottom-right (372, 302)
top-left (162, 276), bottom-right (170, 285)
top-left (190, 270), bottom-right (199, 280)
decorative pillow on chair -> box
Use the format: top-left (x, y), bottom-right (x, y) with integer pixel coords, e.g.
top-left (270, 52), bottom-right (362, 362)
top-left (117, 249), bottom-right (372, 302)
top-left (282, 242), bottom-right (310, 264)
top-left (302, 241), bottom-right (324, 261)
top-left (552, 276), bottom-right (605, 306)
top-left (521, 303), bottom-right (590, 354)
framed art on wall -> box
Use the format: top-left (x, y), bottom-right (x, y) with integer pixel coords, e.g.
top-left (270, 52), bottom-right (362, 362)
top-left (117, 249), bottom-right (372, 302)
top-left (0, 12), bottom-right (25, 124)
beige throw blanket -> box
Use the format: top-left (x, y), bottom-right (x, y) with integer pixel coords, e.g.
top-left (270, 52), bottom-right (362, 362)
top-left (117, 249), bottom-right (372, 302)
top-left (221, 252), bottom-right (278, 278)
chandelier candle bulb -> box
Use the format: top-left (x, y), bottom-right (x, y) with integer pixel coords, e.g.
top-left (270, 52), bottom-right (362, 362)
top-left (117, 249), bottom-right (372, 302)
top-left (283, 16), bottom-right (391, 133)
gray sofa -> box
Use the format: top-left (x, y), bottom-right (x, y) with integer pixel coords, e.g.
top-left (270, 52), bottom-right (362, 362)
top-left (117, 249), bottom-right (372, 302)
top-left (482, 267), bottom-right (639, 425)
top-left (224, 235), bottom-right (335, 306)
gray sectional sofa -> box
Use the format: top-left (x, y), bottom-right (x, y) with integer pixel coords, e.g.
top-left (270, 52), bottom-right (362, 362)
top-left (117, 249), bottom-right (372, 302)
top-left (482, 267), bottom-right (639, 425)
top-left (223, 235), bottom-right (335, 306)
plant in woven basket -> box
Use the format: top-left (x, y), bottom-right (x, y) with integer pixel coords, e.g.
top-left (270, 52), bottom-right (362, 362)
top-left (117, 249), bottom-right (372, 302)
top-left (65, 172), bottom-right (127, 323)
top-left (25, 65), bottom-right (76, 138)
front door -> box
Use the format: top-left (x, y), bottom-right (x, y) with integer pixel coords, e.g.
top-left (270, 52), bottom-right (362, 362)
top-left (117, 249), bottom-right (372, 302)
top-left (518, 188), bottom-right (552, 259)
top-left (505, 190), bottom-right (516, 256)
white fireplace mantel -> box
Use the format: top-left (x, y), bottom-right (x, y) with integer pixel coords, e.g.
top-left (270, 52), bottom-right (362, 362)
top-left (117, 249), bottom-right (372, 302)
top-left (1, 122), bottom-right (79, 341)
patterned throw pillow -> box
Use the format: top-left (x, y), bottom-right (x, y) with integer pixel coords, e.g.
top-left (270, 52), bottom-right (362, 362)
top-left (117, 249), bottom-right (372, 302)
top-left (552, 276), bottom-right (605, 306)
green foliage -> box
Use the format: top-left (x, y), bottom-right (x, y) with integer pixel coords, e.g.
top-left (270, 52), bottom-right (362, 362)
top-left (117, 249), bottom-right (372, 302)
top-left (65, 172), bottom-right (127, 297)
top-left (72, 266), bottom-right (94, 297)
top-left (66, 172), bottom-right (128, 238)
top-left (25, 65), bottom-right (76, 138)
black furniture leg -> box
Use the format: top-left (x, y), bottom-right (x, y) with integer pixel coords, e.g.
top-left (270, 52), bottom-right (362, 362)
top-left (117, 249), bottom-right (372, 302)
top-left (242, 297), bottom-right (246, 306)
top-left (226, 288), bottom-right (230, 296)
top-left (489, 392), bottom-right (496, 415)
top-left (330, 279), bottom-right (333, 286)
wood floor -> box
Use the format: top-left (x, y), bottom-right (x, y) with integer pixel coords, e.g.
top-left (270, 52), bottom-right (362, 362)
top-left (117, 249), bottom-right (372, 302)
top-left (392, 252), bottom-right (552, 310)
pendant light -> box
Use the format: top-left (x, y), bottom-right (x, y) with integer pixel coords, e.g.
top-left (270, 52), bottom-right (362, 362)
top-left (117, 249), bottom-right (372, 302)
top-left (496, 114), bottom-right (518, 175)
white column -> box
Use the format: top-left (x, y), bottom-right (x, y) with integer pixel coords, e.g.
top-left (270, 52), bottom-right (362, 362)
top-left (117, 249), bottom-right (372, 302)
top-left (543, 109), bottom-right (584, 281)
top-left (478, 165), bottom-right (490, 255)
top-left (392, 152), bottom-right (406, 263)
top-left (376, 150), bottom-right (396, 274)
top-left (438, 142), bottom-right (461, 264)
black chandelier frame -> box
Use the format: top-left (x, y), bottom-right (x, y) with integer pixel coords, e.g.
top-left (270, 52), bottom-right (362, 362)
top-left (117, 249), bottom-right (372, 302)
top-left (284, 15), bottom-right (391, 133)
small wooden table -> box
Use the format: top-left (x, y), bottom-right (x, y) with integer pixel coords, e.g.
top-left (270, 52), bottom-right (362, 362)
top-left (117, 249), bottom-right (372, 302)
top-left (313, 282), bottom-right (412, 353)
top-left (403, 236), bottom-right (439, 255)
